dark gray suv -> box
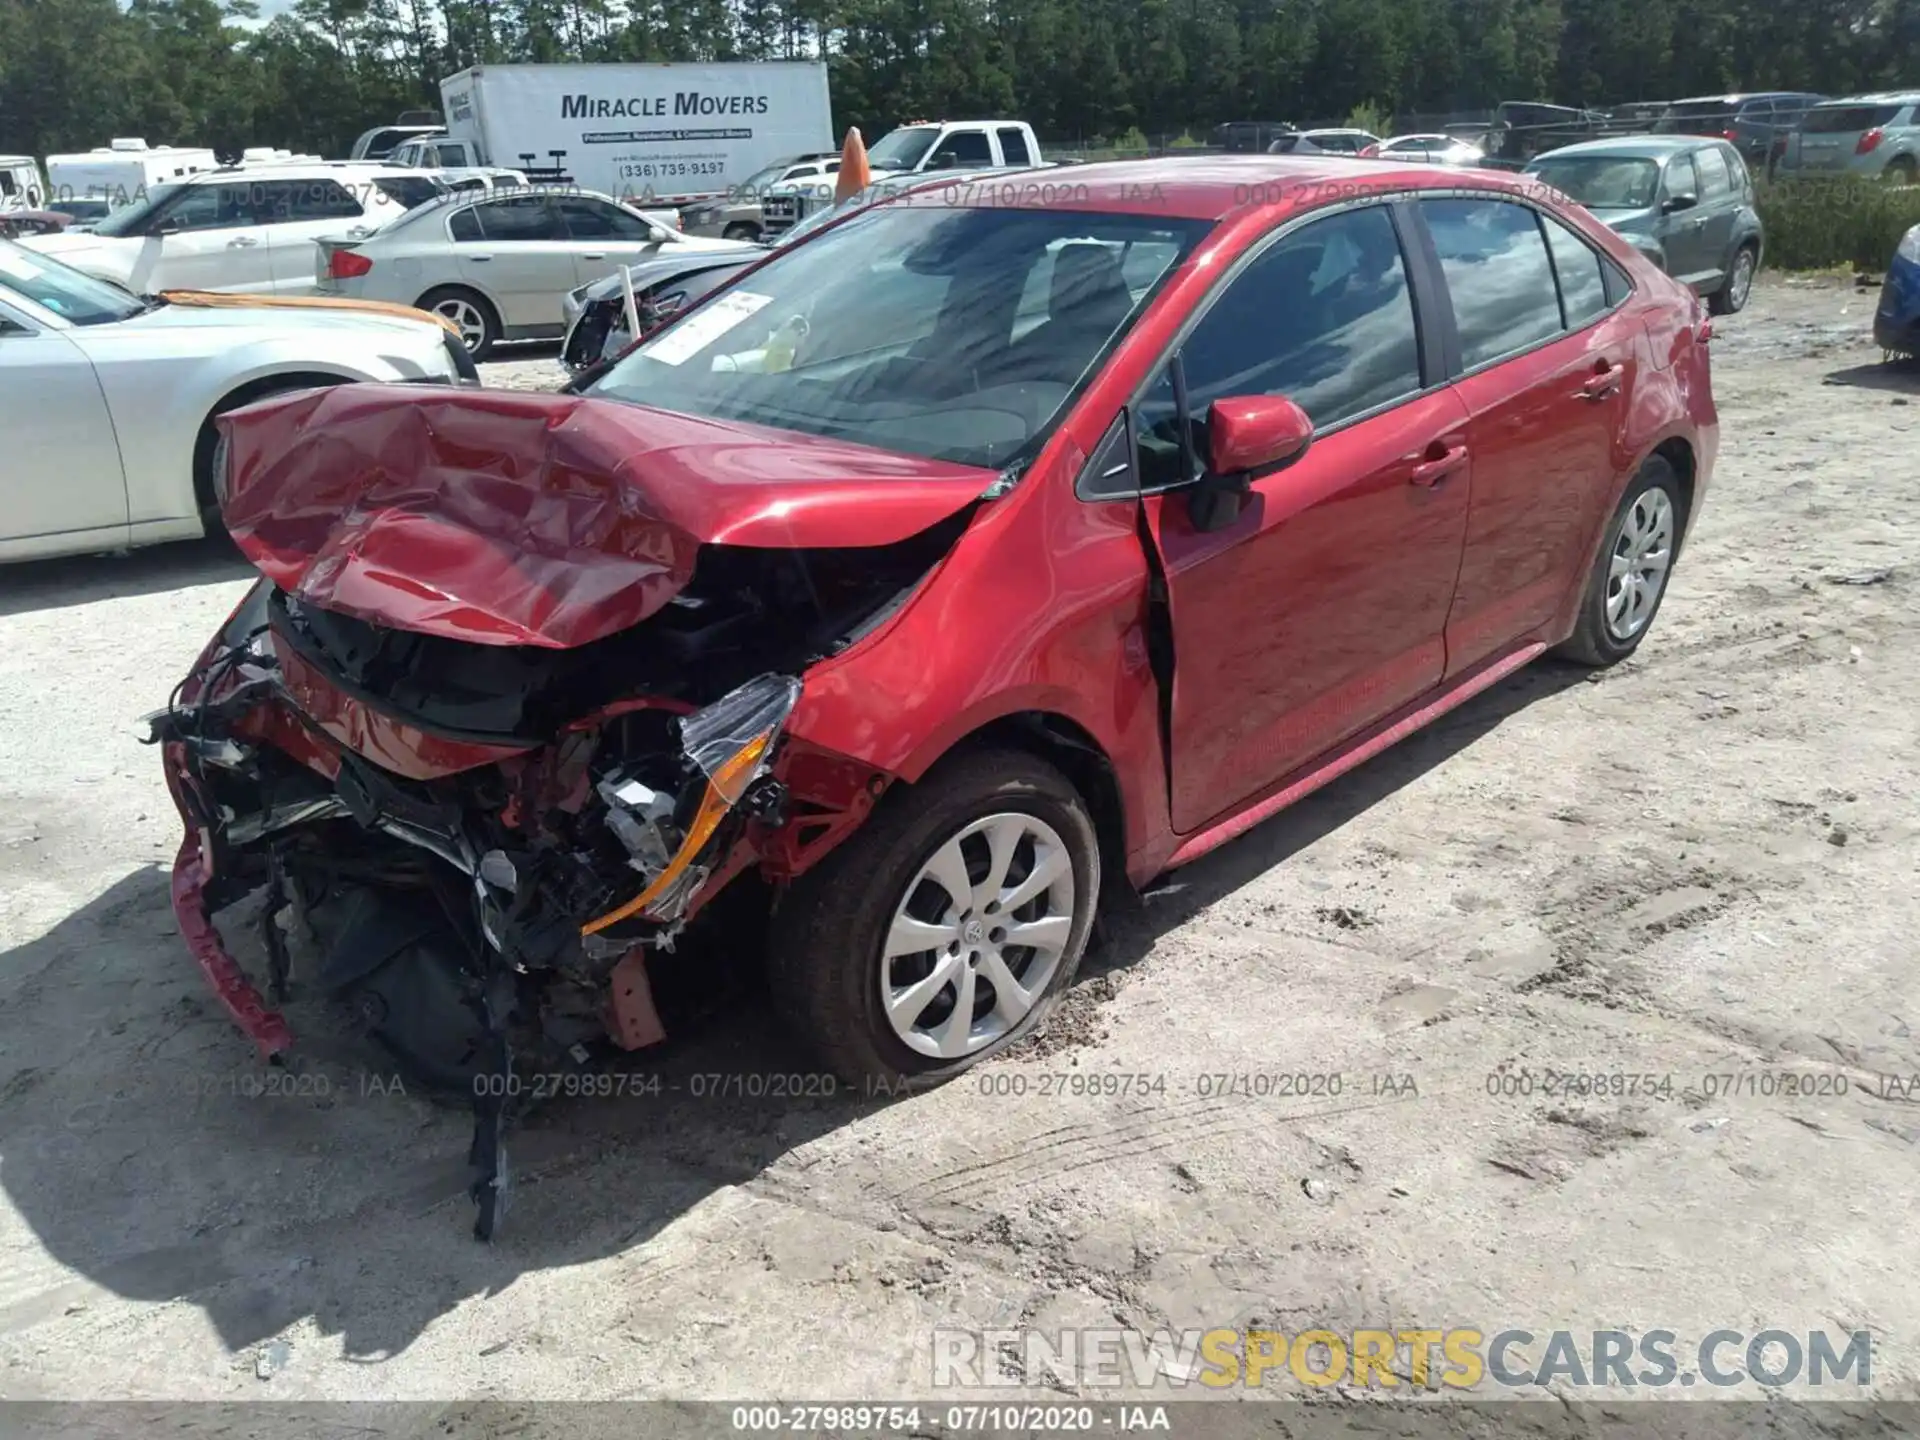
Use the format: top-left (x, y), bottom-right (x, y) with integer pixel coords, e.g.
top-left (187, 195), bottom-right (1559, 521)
top-left (1526, 135), bottom-right (1764, 313)
top-left (1655, 91), bottom-right (1825, 173)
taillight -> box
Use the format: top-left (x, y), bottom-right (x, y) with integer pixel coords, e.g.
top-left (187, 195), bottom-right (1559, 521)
top-left (1856, 128), bottom-right (1885, 155)
top-left (328, 248), bottom-right (373, 279)
top-left (1717, 129), bottom-right (1739, 142)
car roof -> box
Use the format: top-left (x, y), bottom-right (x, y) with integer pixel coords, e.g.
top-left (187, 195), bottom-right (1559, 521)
top-left (1810, 90), bottom-right (1920, 106)
top-left (1669, 92), bottom-right (1820, 104)
top-left (895, 155), bottom-right (1551, 222)
top-left (1532, 135), bottom-right (1721, 159)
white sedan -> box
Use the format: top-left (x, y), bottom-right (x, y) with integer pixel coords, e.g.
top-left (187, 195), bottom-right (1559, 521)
top-left (1368, 133), bottom-right (1488, 166)
top-left (0, 239), bottom-right (470, 565)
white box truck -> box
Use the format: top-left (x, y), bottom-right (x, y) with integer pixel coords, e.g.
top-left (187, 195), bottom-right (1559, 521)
top-left (45, 139), bottom-right (220, 209)
top-left (437, 62), bottom-right (832, 204)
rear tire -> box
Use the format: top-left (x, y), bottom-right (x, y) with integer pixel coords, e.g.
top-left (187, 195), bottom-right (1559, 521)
top-left (1556, 456), bottom-right (1684, 668)
top-left (1886, 156), bottom-right (1918, 185)
top-left (1709, 244), bottom-right (1757, 315)
top-left (768, 749), bottom-right (1100, 1088)
top-left (722, 221), bottom-right (762, 241)
top-left (418, 285), bottom-right (500, 361)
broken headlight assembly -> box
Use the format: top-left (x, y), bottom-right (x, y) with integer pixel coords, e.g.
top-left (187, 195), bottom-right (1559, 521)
top-left (583, 673), bottom-right (803, 939)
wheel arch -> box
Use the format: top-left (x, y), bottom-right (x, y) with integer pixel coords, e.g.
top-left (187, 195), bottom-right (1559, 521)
top-left (1650, 434), bottom-right (1698, 539)
top-left (910, 710), bottom-right (1131, 898)
top-left (193, 369), bottom-right (361, 515)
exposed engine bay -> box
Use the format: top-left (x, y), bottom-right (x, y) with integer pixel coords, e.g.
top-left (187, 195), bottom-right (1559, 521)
top-left (147, 383), bottom-right (992, 1239)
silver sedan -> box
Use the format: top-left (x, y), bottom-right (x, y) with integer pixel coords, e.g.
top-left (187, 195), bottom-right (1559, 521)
top-left (312, 187), bottom-right (754, 359)
top-left (0, 238), bottom-right (468, 565)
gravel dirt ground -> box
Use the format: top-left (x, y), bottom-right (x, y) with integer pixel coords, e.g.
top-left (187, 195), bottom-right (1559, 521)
top-left (1, 277), bottom-right (1917, 1412)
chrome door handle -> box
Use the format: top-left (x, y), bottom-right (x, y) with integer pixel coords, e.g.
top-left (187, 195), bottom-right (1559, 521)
top-left (227, 236), bottom-right (258, 248)
top-left (581, 251), bottom-right (607, 260)
top-left (468, 254), bottom-right (493, 262)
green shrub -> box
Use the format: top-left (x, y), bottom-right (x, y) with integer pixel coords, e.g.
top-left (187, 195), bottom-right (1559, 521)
top-left (1168, 132), bottom-right (1205, 149)
top-left (1345, 102), bottom-right (1390, 138)
top-left (1756, 176), bottom-right (1920, 271)
top-left (1113, 126), bottom-right (1149, 154)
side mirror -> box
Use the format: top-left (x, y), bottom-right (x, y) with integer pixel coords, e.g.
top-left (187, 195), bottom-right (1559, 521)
top-left (1207, 395), bottom-right (1313, 476)
top-left (1188, 395), bottom-right (1313, 532)
top-left (1662, 191), bottom-right (1698, 214)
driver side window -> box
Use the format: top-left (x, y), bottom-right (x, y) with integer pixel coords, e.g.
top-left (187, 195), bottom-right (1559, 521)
top-left (1085, 205), bottom-right (1422, 500)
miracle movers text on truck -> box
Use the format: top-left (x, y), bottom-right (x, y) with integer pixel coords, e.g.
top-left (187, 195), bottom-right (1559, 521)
top-left (438, 62), bottom-right (833, 203)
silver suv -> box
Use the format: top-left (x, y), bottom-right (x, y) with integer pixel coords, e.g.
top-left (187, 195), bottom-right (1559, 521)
top-left (1777, 93), bottom-right (1920, 183)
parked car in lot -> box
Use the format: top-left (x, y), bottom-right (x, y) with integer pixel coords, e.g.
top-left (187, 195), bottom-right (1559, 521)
top-left (1877, 223), bottom-right (1920, 358)
top-left (313, 186), bottom-right (754, 359)
top-left (0, 210), bottom-right (72, 239)
top-left (560, 169), bottom-right (1014, 372)
top-left (1527, 135), bottom-right (1762, 313)
top-left (678, 153), bottom-right (842, 240)
top-left (1268, 128), bottom-right (1380, 156)
top-left (1776, 93), bottom-right (1920, 183)
top-left (45, 197), bottom-right (112, 229)
top-left (1654, 92), bottom-right (1824, 173)
top-left (155, 155), bottom-right (1715, 1239)
top-left (0, 238), bottom-right (471, 564)
top-left (1366, 134), bottom-right (1487, 165)
top-left (1484, 101), bottom-right (1607, 164)
top-left (17, 163), bottom-right (450, 296)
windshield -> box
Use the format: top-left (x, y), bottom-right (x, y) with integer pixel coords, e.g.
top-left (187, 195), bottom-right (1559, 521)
top-left (91, 183), bottom-right (186, 237)
top-left (1526, 156), bottom-right (1660, 209)
top-left (0, 241), bottom-right (143, 324)
top-left (868, 127), bottom-right (940, 171)
top-left (589, 202), bottom-right (1209, 470)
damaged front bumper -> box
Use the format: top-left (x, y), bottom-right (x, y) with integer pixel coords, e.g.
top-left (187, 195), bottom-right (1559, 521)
top-left (146, 581), bottom-right (890, 1237)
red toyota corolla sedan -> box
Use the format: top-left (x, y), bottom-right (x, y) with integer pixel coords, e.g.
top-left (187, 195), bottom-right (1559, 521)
top-left (152, 157), bottom-right (1715, 1232)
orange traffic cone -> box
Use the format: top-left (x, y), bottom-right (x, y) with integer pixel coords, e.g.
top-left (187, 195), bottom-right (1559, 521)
top-left (833, 127), bottom-right (871, 204)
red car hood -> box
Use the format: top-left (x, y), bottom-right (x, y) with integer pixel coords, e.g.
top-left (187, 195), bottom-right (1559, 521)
top-left (218, 385), bottom-right (995, 649)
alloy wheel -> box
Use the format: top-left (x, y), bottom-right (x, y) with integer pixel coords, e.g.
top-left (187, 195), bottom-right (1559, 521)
top-left (433, 297), bottom-right (489, 353)
top-left (879, 812), bottom-right (1076, 1060)
top-left (1605, 487), bottom-right (1675, 642)
top-left (1728, 250), bottom-right (1755, 311)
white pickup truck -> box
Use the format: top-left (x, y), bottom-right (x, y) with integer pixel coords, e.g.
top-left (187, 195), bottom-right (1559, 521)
top-left (761, 120), bottom-right (1048, 236)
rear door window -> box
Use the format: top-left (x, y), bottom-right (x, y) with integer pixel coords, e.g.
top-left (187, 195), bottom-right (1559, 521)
top-left (286, 178), bottom-right (364, 220)
top-left (469, 195), bottom-right (563, 241)
top-left (998, 128), bottom-right (1033, 166)
top-left (1421, 196), bottom-right (1563, 369)
top-left (1541, 215), bottom-right (1609, 329)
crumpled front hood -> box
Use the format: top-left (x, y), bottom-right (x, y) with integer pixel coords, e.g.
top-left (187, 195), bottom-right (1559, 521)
top-left (218, 385), bottom-right (995, 650)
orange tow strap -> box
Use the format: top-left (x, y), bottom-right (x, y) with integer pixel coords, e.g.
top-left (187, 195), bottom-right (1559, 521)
top-left (155, 290), bottom-right (464, 342)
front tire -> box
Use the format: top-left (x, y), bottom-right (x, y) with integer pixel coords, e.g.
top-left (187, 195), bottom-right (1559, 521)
top-left (1556, 457), bottom-right (1684, 668)
top-left (722, 221), bottom-right (762, 241)
top-left (768, 749), bottom-right (1101, 1087)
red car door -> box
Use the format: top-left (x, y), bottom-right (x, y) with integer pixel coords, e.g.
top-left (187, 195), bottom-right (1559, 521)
top-left (1416, 196), bottom-right (1638, 675)
top-left (1129, 202), bottom-right (1473, 834)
